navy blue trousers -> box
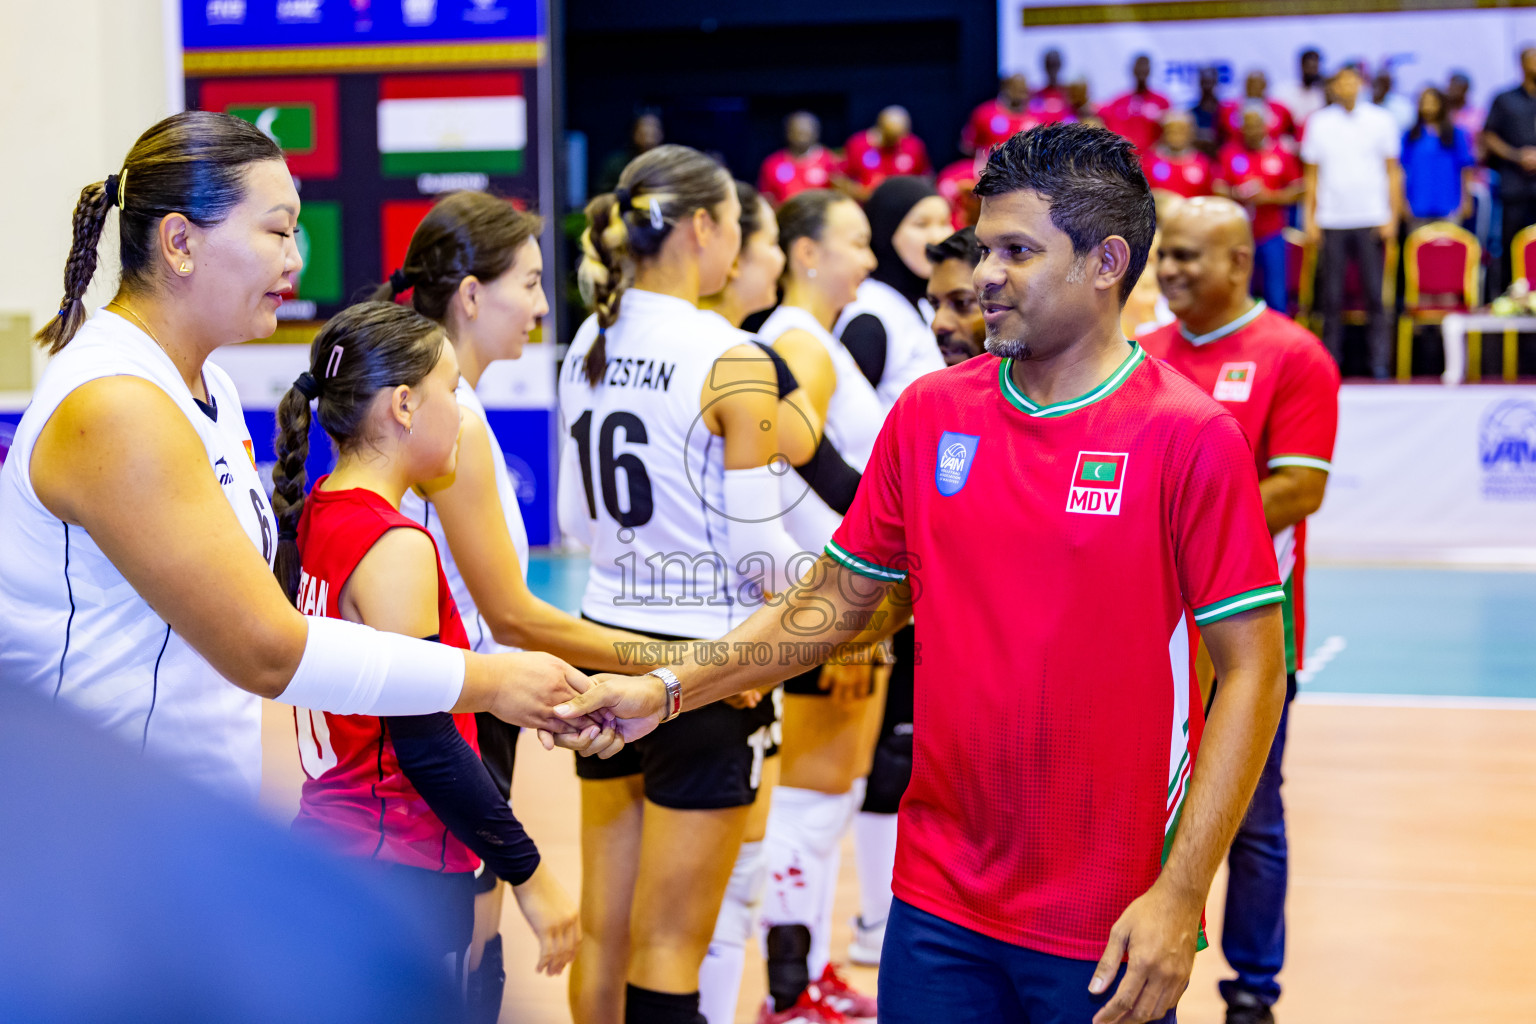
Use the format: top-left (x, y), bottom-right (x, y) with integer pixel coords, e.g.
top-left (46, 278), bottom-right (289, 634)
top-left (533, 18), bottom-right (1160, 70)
top-left (879, 898), bottom-right (1177, 1024)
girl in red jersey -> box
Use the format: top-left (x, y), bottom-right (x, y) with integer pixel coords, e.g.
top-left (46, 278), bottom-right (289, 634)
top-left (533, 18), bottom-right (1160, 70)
top-left (271, 302), bottom-right (587, 987)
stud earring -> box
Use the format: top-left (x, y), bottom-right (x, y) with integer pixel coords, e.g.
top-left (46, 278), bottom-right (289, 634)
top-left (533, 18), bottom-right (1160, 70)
top-left (179, 261), bottom-right (191, 274)
top-left (807, 268), bottom-right (818, 279)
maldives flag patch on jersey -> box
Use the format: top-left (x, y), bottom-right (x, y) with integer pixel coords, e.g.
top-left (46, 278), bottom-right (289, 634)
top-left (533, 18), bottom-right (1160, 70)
top-left (935, 431), bottom-right (981, 495)
top-left (1214, 362), bottom-right (1257, 402)
top-left (1067, 451), bottom-right (1128, 516)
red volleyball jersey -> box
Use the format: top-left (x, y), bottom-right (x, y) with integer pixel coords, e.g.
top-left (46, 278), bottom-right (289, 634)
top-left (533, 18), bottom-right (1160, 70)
top-left (290, 480), bottom-right (479, 874)
top-left (1100, 89), bottom-right (1173, 154)
top-left (1029, 87), bottom-right (1075, 125)
top-left (843, 129), bottom-right (931, 191)
top-left (1216, 142), bottom-right (1302, 242)
top-left (757, 146), bottom-right (842, 206)
top-left (1217, 98), bottom-right (1296, 146)
top-left (1142, 148), bottom-right (1216, 198)
top-left (962, 99), bottom-right (1040, 155)
top-left (1141, 305), bottom-right (1340, 675)
top-left (827, 347), bottom-right (1282, 958)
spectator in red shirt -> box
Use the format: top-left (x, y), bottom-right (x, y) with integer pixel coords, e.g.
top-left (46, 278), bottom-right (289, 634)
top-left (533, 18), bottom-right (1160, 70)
top-left (1101, 53), bottom-right (1172, 154)
top-left (843, 105), bottom-right (931, 198)
top-left (936, 152), bottom-right (987, 229)
top-left (961, 74), bottom-right (1038, 156)
top-left (1216, 104), bottom-right (1304, 313)
top-left (1218, 71), bottom-right (1298, 150)
top-left (1030, 48), bottom-right (1074, 124)
top-left (758, 111), bottom-right (843, 207)
top-left (1143, 110), bottom-right (1216, 199)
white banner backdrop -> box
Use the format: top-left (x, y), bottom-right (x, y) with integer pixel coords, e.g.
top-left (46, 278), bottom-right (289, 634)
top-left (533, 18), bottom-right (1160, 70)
top-left (1002, 1), bottom-right (1536, 112)
top-left (1309, 385), bottom-right (1536, 562)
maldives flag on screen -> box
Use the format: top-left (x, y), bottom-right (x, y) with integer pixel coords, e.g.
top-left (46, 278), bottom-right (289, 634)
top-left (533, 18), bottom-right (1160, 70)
top-left (199, 77), bottom-right (339, 180)
top-left (377, 73), bottom-right (526, 178)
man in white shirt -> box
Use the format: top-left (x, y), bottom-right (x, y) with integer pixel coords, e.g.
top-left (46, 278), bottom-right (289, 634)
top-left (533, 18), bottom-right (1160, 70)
top-left (1302, 64), bottom-right (1404, 378)
top-left (1274, 48), bottom-right (1328, 128)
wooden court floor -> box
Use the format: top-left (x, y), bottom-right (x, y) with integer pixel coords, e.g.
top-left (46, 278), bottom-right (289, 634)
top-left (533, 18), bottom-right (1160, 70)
top-left (258, 697), bottom-right (1536, 1023)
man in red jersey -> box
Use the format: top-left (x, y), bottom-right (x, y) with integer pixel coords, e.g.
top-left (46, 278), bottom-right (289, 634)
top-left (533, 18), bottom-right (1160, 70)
top-left (843, 105), bottom-right (932, 198)
top-left (1143, 111), bottom-right (1216, 199)
top-left (1215, 105), bottom-right (1304, 312)
top-left (759, 111), bottom-right (843, 207)
top-left (563, 123), bottom-right (1288, 1024)
top-left (1142, 196), bottom-right (1339, 1024)
top-left (1218, 71), bottom-right (1298, 150)
top-left (1031, 48), bottom-right (1074, 124)
top-left (1101, 54), bottom-right (1172, 155)
top-left (962, 74), bottom-right (1039, 156)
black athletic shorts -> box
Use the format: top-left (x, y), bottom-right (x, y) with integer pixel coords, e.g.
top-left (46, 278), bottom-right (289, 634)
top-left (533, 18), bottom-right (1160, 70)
top-left (572, 617), bottom-right (778, 810)
top-left (475, 712), bottom-right (520, 803)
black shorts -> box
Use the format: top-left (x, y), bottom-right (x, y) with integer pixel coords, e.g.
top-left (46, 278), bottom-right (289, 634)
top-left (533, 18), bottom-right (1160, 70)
top-left (572, 617), bottom-right (777, 810)
top-left (475, 713), bottom-right (520, 803)
top-left (363, 862), bottom-right (477, 976)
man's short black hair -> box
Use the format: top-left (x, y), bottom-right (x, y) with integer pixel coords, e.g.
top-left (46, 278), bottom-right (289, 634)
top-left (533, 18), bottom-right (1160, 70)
top-left (973, 122), bottom-right (1155, 302)
top-left (925, 227), bottom-right (981, 270)
top-left (1300, 48), bottom-right (1321, 62)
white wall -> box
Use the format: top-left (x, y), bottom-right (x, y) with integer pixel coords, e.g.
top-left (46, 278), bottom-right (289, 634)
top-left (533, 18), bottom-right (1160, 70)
top-left (0, 0), bottom-right (171, 380)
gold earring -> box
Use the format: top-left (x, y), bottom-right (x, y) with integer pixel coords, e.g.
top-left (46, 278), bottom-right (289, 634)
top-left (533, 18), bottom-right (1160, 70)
top-left (179, 261), bottom-right (191, 274)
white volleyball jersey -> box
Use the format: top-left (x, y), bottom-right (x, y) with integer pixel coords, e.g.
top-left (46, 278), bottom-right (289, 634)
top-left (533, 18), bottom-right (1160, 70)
top-left (0, 311), bottom-right (274, 798)
top-left (833, 278), bottom-right (946, 410)
top-left (401, 380), bottom-right (529, 655)
top-left (759, 304), bottom-right (885, 553)
top-left (558, 289), bottom-right (745, 638)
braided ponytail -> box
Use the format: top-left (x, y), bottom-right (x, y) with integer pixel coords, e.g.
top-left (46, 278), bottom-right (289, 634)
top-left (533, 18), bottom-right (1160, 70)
top-left (574, 144), bottom-right (732, 388)
top-left (35, 181), bottom-right (113, 354)
top-left (270, 384), bottom-right (312, 605)
top-left (578, 192), bottom-right (633, 387)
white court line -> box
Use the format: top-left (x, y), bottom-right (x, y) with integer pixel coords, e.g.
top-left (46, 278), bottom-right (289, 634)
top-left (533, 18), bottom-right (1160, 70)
top-left (1296, 692), bottom-right (1536, 711)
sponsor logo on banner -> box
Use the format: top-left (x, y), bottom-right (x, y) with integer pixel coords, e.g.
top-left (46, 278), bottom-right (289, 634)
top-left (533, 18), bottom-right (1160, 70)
top-left (1067, 451), bottom-right (1129, 515)
top-left (934, 431), bottom-right (981, 496)
top-left (464, 0), bottom-right (508, 24)
top-left (1213, 361), bottom-right (1256, 402)
top-left (206, 0), bottom-right (246, 24)
top-left (276, 0), bottom-right (323, 23)
top-left (1479, 398), bottom-right (1536, 501)
top-left (402, 0), bottom-right (437, 25)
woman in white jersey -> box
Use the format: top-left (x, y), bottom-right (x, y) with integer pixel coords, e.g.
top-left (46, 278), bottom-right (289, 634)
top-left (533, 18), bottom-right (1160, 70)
top-left (833, 176), bottom-right (951, 408)
top-left (753, 190), bottom-right (899, 1023)
top-left (0, 112), bottom-right (613, 803)
top-left (374, 191), bottom-right (665, 1021)
top-left (831, 177), bottom-right (952, 972)
top-left (559, 145), bottom-right (807, 1024)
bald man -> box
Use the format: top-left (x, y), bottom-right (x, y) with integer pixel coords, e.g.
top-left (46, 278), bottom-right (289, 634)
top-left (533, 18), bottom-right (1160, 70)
top-left (1141, 197), bottom-right (1339, 1024)
top-left (843, 105), bottom-right (932, 196)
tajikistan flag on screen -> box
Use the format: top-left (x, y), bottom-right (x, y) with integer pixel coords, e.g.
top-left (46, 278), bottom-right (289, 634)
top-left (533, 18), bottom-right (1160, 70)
top-left (377, 73), bottom-right (526, 178)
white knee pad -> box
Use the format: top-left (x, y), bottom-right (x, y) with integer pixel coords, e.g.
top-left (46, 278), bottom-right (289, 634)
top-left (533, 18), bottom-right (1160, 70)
top-left (712, 840), bottom-right (766, 946)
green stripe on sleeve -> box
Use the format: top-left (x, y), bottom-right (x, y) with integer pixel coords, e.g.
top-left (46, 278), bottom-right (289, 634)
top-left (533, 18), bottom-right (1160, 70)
top-left (1192, 585), bottom-right (1287, 625)
top-left (1267, 454), bottom-right (1332, 473)
top-left (825, 540), bottom-right (908, 583)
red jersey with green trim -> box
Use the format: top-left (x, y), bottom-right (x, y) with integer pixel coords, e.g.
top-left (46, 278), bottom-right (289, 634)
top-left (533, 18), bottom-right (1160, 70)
top-left (1141, 303), bottom-right (1339, 673)
top-left (290, 482), bottom-right (480, 875)
top-left (827, 345), bottom-right (1282, 959)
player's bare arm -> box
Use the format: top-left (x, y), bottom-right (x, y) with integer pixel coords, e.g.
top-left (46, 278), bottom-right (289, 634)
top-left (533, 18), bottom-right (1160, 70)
top-left (1258, 464), bottom-right (1328, 535)
top-left (1091, 603), bottom-right (1286, 1024)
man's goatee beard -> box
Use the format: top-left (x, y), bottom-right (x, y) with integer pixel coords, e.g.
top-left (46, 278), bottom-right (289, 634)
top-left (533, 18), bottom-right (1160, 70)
top-left (984, 332), bottom-right (1031, 360)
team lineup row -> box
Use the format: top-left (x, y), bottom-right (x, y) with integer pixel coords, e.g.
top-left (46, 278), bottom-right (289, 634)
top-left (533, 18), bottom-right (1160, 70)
top-left (0, 111), bottom-right (1336, 1024)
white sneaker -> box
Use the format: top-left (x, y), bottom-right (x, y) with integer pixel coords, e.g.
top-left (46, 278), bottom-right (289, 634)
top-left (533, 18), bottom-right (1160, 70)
top-left (846, 915), bottom-right (885, 967)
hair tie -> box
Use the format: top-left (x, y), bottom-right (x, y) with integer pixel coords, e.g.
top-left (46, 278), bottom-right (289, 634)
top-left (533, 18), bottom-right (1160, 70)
top-left (103, 174), bottom-right (120, 209)
top-left (292, 371), bottom-right (321, 401)
top-left (277, 526), bottom-right (299, 542)
top-left (389, 267), bottom-right (415, 296)
top-left (614, 186), bottom-right (633, 210)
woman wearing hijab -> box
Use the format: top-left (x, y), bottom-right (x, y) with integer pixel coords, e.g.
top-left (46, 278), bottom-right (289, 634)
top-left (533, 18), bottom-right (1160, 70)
top-left (833, 176), bottom-right (953, 410)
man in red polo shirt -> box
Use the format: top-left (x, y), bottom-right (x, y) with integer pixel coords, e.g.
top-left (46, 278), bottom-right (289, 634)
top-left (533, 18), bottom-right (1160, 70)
top-left (843, 106), bottom-right (932, 198)
top-left (1143, 196), bottom-right (1338, 1024)
top-left (1143, 111), bottom-right (1215, 199)
top-left (564, 123), bottom-right (1288, 1024)
top-left (1216, 105), bottom-right (1303, 312)
top-left (758, 111), bottom-right (843, 207)
top-left (962, 74), bottom-right (1039, 156)
top-left (1031, 48), bottom-right (1074, 124)
top-left (1218, 71), bottom-right (1298, 150)
top-left (1101, 53), bottom-right (1172, 155)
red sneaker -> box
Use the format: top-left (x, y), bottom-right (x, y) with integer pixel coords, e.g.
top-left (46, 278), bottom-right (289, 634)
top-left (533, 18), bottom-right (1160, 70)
top-left (814, 964), bottom-right (878, 1020)
top-left (754, 987), bottom-right (848, 1024)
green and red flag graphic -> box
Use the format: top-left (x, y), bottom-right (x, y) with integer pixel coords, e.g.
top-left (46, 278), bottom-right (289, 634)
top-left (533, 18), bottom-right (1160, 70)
top-left (377, 72), bottom-right (526, 178)
top-left (198, 77), bottom-right (339, 179)
top-left (293, 201), bottom-right (342, 304)
top-left (1067, 450), bottom-right (1129, 516)
top-left (380, 199), bottom-right (439, 286)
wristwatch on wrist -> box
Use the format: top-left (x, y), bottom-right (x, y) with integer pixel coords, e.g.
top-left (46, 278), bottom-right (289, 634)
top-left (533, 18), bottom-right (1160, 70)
top-left (647, 667), bottom-right (683, 723)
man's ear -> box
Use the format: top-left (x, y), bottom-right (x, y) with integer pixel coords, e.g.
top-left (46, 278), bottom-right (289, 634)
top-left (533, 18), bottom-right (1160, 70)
top-left (1093, 236), bottom-right (1134, 295)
